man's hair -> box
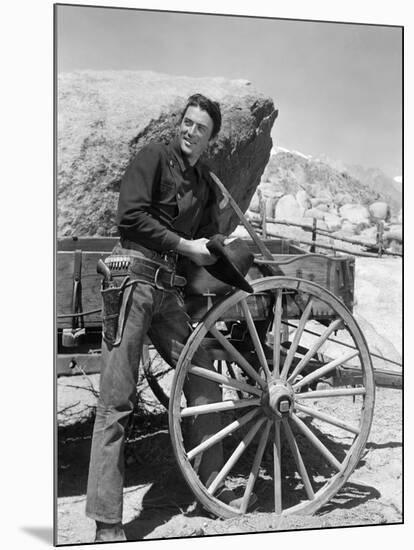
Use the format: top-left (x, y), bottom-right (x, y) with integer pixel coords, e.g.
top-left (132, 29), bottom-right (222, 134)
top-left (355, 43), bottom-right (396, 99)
top-left (181, 93), bottom-right (222, 139)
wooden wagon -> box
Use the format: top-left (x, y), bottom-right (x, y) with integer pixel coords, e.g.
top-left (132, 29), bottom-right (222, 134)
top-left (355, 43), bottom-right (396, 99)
top-left (57, 229), bottom-right (387, 519)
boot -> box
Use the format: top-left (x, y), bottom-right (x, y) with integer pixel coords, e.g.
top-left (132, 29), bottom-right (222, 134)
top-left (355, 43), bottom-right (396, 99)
top-left (94, 521), bottom-right (127, 542)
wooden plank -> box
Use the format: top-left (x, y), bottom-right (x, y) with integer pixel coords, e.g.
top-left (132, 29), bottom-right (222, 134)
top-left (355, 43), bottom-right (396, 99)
top-left (252, 254), bottom-right (355, 313)
top-left (335, 365), bottom-right (402, 389)
top-left (57, 237), bottom-right (117, 252)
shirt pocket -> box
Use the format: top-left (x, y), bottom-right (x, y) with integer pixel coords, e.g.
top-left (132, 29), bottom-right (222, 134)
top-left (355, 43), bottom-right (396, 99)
top-left (156, 173), bottom-right (177, 208)
top-left (159, 173), bottom-right (176, 192)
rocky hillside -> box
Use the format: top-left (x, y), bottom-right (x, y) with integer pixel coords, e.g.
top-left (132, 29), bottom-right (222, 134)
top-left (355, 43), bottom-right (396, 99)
top-left (259, 149), bottom-right (380, 207)
top-left (314, 154), bottom-right (402, 213)
top-left (57, 70), bottom-right (277, 237)
top-left (344, 164), bottom-right (402, 213)
top-left (247, 148), bottom-right (402, 250)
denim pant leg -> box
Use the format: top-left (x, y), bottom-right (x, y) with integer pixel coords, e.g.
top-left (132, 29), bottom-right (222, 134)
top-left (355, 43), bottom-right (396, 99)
top-left (85, 282), bottom-right (154, 524)
top-left (148, 290), bottom-right (224, 488)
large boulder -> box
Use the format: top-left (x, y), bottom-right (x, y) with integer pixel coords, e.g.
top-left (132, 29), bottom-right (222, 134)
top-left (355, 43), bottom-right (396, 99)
top-left (304, 207), bottom-right (326, 221)
top-left (57, 70), bottom-right (278, 237)
top-left (340, 219), bottom-right (358, 234)
top-left (323, 212), bottom-right (342, 231)
top-left (339, 203), bottom-right (370, 225)
top-left (249, 194), bottom-right (260, 213)
top-left (275, 194), bottom-right (305, 221)
top-left (369, 201), bottom-right (391, 222)
top-left (296, 189), bottom-right (311, 210)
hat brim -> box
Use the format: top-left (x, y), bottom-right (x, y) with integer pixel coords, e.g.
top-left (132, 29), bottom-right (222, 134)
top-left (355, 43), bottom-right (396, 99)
top-left (205, 236), bottom-right (254, 293)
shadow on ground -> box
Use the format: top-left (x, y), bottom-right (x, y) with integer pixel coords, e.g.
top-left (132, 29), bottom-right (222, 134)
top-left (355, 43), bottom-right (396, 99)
top-left (58, 408), bottom-right (384, 540)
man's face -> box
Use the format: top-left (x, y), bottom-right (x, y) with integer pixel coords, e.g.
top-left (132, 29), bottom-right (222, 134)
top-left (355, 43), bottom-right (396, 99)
top-left (179, 105), bottom-right (214, 165)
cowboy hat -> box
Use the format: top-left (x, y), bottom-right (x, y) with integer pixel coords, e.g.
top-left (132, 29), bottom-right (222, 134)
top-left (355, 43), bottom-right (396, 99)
top-left (205, 234), bottom-right (254, 293)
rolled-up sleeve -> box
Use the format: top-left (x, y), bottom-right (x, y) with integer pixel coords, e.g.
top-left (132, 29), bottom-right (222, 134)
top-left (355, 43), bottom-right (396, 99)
top-left (116, 144), bottom-right (181, 252)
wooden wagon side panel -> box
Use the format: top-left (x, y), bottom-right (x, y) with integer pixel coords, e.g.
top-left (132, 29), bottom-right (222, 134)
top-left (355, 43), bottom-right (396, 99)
top-left (56, 251), bottom-right (106, 328)
top-left (250, 253), bottom-right (354, 314)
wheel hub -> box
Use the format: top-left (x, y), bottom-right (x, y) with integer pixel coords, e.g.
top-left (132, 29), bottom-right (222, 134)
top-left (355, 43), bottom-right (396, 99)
top-left (261, 379), bottom-right (295, 418)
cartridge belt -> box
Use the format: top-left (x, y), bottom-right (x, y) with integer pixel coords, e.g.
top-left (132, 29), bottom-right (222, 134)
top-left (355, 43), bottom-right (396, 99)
top-left (119, 237), bottom-right (178, 268)
top-left (104, 255), bottom-right (186, 290)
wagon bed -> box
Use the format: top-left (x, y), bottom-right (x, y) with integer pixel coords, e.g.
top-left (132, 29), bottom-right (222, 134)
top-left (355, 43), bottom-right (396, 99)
top-left (56, 235), bottom-right (355, 375)
top-left (57, 237), bottom-right (354, 325)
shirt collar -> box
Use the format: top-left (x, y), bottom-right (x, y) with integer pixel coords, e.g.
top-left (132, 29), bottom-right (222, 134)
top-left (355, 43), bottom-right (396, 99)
top-left (169, 137), bottom-right (203, 179)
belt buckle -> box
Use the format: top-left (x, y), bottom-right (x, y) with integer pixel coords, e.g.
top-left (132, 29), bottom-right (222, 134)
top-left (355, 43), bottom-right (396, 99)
top-left (154, 266), bottom-right (174, 290)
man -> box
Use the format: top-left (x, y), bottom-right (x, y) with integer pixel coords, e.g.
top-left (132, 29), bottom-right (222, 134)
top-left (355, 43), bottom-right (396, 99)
top-left (86, 94), bottom-right (230, 542)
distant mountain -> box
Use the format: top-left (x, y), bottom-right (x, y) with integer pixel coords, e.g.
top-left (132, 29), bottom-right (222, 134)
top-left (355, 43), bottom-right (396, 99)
top-left (343, 164), bottom-right (402, 212)
top-left (261, 148), bottom-right (379, 206)
top-left (315, 153), bottom-right (402, 212)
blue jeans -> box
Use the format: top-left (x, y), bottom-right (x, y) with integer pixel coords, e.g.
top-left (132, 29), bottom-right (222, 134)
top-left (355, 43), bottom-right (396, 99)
top-left (86, 245), bottom-right (223, 524)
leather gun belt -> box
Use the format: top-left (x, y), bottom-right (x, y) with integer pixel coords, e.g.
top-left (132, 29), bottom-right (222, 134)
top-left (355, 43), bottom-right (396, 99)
top-left (104, 255), bottom-right (186, 290)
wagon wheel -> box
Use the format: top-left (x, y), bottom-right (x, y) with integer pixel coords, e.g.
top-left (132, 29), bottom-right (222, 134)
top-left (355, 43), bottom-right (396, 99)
top-left (169, 276), bottom-right (375, 518)
top-left (140, 336), bottom-right (232, 410)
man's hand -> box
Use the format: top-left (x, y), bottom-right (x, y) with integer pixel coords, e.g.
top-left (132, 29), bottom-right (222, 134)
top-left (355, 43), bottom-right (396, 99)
top-left (176, 237), bottom-right (218, 266)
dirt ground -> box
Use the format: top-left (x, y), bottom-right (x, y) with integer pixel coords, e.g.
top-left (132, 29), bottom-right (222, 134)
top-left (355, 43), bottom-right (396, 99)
top-left (56, 257), bottom-right (403, 545)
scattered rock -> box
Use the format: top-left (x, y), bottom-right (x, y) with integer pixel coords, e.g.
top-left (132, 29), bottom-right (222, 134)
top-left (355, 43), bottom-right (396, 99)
top-left (339, 203), bottom-right (370, 225)
top-left (341, 219), bottom-right (357, 235)
top-left (310, 197), bottom-right (332, 208)
top-left (385, 224), bottom-right (402, 243)
top-left (359, 226), bottom-right (378, 243)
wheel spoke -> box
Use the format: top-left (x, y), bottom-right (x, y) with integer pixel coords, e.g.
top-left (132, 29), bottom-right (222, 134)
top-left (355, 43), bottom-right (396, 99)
top-left (209, 325), bottom-right (267, 389)
top-left (240, 298), bottom-right (272, 380)
top-left (293, 350), bottom-right (359, 391)
top-left (287, 318), bottom-right (343, 383)
top-left (295, 387), bottom-right (366, 400)
top-left (282, 418), bottom-right (315, 501)
top-left (207, 417), bottom-right (267, 496)
top-left (272, 289), bottom-right (283, 379)
top-left (187, 408), bottom-right (260, 460)
top-left (181, 397), bottom-right (261, 417)
top-left (240, 420), bottom-right (272, 513)
top-left (280, 298), bottom-right (314, 380)
top-left (290, 413), bottom-right (341, 471)
top-left (295, 403), bottom-right (360, 434)
top-left (188, 366), bottom-right (262, 396)
top-left (273, 420), bottom-right (282, 513)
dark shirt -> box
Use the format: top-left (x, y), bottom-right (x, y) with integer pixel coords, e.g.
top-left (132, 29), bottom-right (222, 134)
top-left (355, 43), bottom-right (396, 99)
top-left (117, 137), bottom-right (220, 252)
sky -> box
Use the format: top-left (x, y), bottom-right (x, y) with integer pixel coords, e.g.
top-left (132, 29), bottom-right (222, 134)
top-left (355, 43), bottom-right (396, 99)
top-left (56, 4), bottom-right (402, 178)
